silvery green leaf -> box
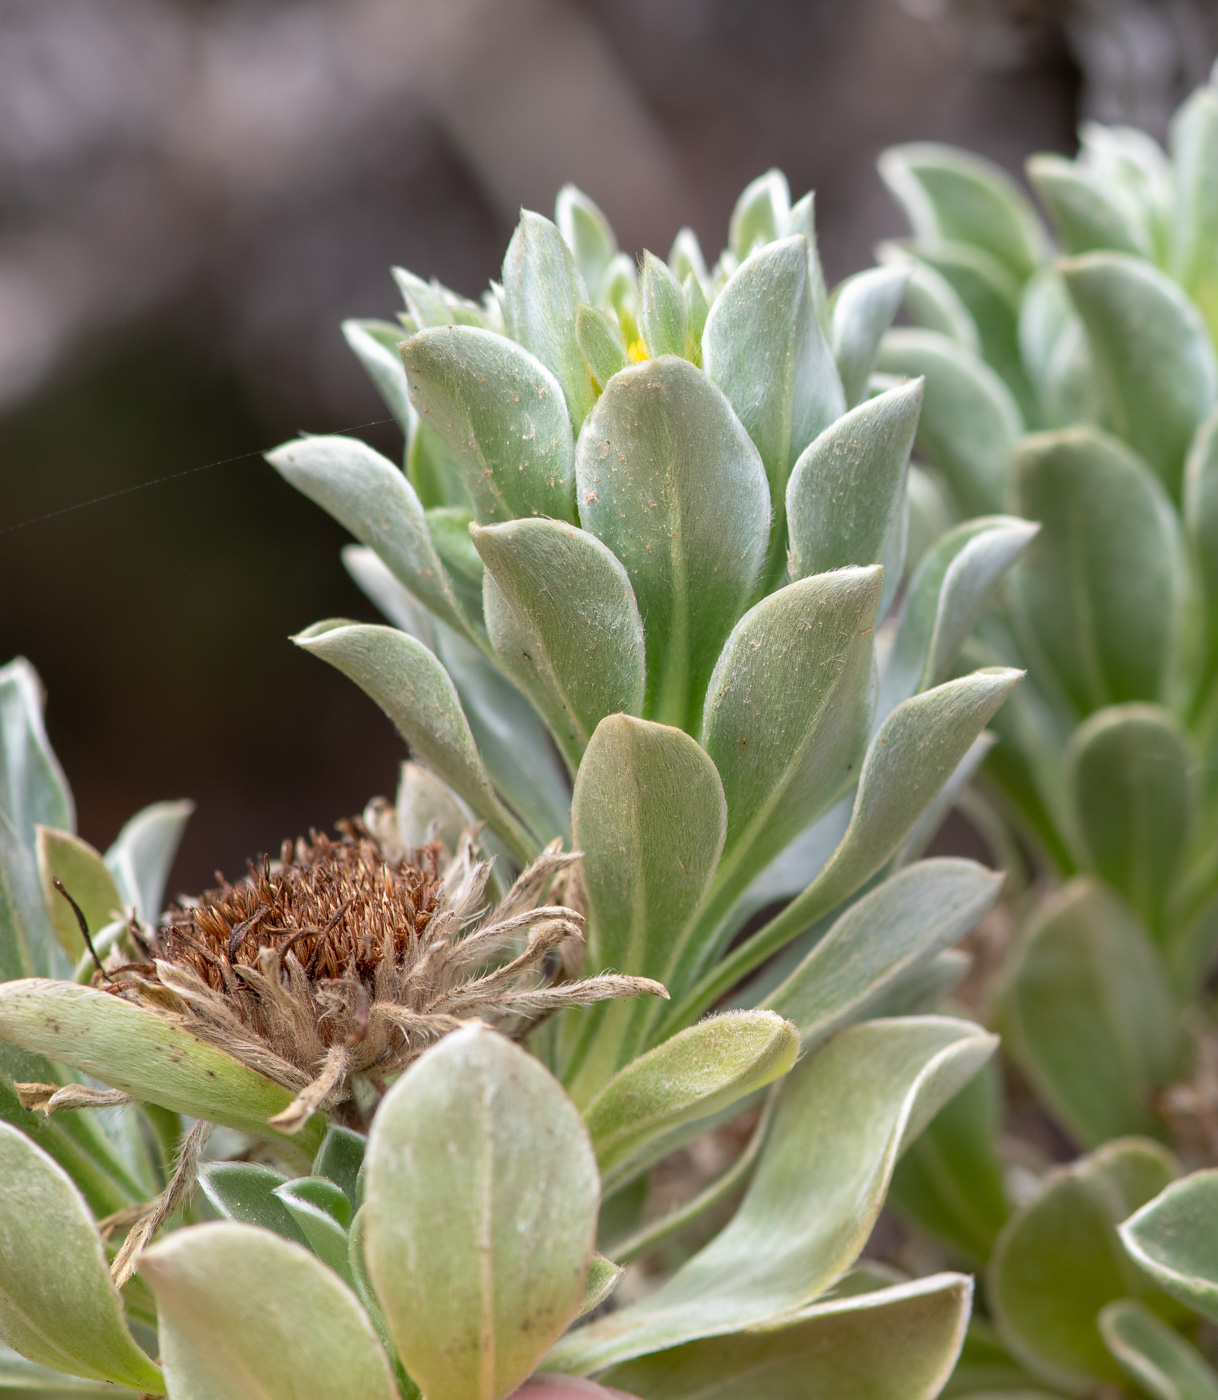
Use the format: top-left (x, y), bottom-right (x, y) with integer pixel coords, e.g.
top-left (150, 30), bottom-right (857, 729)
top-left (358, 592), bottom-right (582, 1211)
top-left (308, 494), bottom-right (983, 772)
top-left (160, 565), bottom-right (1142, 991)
top-left (1062, 253), bottom-right (1218, 496)
top-left (878, 329), bottom-right (1021, 516)
top-left (474, 518), bottom-right (645, 773)
top-left (0, 659), bottom-right (73, 851)
top-left (395, 761), bottom-right (467, 855)
top-left (784, 191), bottom-right (830, 330)
top-left (894, 732), bottom-right (994, 869)
top-left (861, 947), bottom-right (970, 1018)
top-left (1100, 1298), bottom-right (1218, 1400)
top-left (1185, 408), bottom-right (1218, 654)
top-left (363, 1026), bottom-right (599, 1400)
top-left (785, 381), bottom-right (921, 613)
top-left (1026, 155), bottom-right (1152, 257)
top-left (0, 1122), bottom-right (163, 1391)
top-left (579, 1255), bottom-right (623, 1318)
top-left (831, 264), bottom-right (909, 407)
top-left (575, 356), bottom-right (770, 731)
top-left (0, 980), bottom-right (324, 1160)
top-left (729, 168), bottom-right (790, 260)
top-left (639, 251), bottom-right (686, 359)
top-left (393, 268), bottom-right (487, 329)
top-left (401, 326), bottom-right (577, 523)
top-left (425, 505), bottom-right (483, 600)
top-left (0, 1338), bottom-right (128, 1392)
top-left (702, 237), bottom-right (845, 539)
top-left (673, 667), bottom-right (1020, 1026)
top-left (408, 417), bottom-right (471, 511)
top-left (341, 319), bottom-right (414, 437)
top-left (545, 1015), bottom-right (995, 1374)
top-left (879, 142), bottom-right (1047, 281)
top-left (267, 435), bottom-right (473, 637)
top-left (103, 799), bottom-right (192, 927)
top-left (881, 516), bottom-right (1038, 717)
top-left (503, 210), bottom-right (595, 432)
top-left (431, 623), bottom-right (573, 846)
top-left (988, 1138), bottom-right (1179, 1391)
top-left (274, 1177), bottom-right (354, 1285)
top-left (568, 715), bottom-right (724, 1086)
top-left (1079, 120), bottom-right (1172, 260)
top-left (879, 244), bottom-right (981, 349)
top-left (35, 828), bottom-right (123, 963)
top-left (341, 544), bottom-right (433, 643)
top-left (313, 1123), bottom-right (365, 1213)
top-left (1066, 705), bottom-right (1194, 939)
top-left (1, 810), bottom-right (67, 982)
top-left (556, 185), bottom-right (618, 303)
top-left (1018, 268), bottom-right (1072, 391)
top-left (999, 879), bottom-right (1178, 1148)
top-left (699, 567), bottom-right (881, 922)
top-left (294, 620), bottom-right (538, 861)
top-left (198, 1162), bottom-right (307, 1245)
top-left (600, 251), bottom-right (639, 321)
top-left (668, 227), bottom-right (709, 289)
top-left (683, 273), bottom-right (708, 365)
top-left (763, 858), bottom-right (1001, 1045)
top-left (1120, 1170), bottom-right (1218, 1323)
top-left (603, 1272), bottom-right (972, 1400)
top-left (889, 1060), bottom-right (1008, 1263)
top-left (905, 463), bottom-right (957, 575)
top-left (575, 303), bottom-right (627, 392)
top-left (906, 241), bottom-right (1033, 416)
top-left (585, 1010), bottom-right (798, 1193)
top-left (142, 1222), bottom-right (396, 1400)
top-left (1170, 80), bottom-right (1218, 340)
top-left (1010, 427), bottom-right (1184, 712)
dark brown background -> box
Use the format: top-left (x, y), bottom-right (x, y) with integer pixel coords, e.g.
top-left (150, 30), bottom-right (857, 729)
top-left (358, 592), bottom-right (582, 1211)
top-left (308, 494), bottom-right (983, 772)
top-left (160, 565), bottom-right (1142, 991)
top-left (0, 0), bottom-right (1211, 896)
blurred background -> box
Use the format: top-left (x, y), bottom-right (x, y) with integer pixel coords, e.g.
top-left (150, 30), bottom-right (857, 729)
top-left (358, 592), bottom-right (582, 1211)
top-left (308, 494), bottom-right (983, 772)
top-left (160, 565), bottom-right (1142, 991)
top-left (1, 0), bottom-right (1215, 895)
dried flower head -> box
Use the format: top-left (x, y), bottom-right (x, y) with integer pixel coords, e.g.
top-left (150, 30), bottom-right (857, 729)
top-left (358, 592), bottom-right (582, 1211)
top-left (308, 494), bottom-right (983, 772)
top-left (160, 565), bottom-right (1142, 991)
top-left (103, 818), bottom-right (664, 1133)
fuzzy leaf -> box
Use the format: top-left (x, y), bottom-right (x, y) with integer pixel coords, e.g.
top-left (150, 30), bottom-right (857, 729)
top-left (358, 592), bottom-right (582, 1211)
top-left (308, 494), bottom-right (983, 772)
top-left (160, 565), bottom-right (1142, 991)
top-left (605, 1273), bottom-right (971, 1400)
top-left (999, 879), bottom-right (1178, 1149)
top-left (703, 236), bottom-right (845, 531)
top-left (881, 516), bottom-right (1038, 716)
top-left (142, 1222), bottom-right (396, 1400)
top-left (0, 659), bottom-right (73, 851)
top-left (729, 169), bottom-right (790, 260)
top-left (1185, 409), bottom-right (1218, 652)
top-left (545, 1015), bottom-right (995, 1374)
top-left (268, 435), bottom-right (474, 635)
top-left (341, 319), bottom-right (413, 436)
top-left (1062, 253), bottom-right (1218, 496)
top-left (785, 381), bottom-right (921, 613)
top-left (878, 329), bottom-right (1020, 517)
top-left (503, 211), bottom-right (596, 432)
top-left (0, 1339), bottom-right (127, 1392)
top-left (889, 1061), bottom-right (1009, 1263)
top-left (880, 245), bottom-right (981, 349)
top-left (763, 858), bottom-right (1001, 1046)
top-left (700, 568), bottom-right (881, 916)
top-left (576, 303), bottom-right (627, 392)
top-left (575, 356), bottom-right (770, 730)
top-left (832, 265), bottom-right (909, 407)
top-left (36, 828), bottom-right (124, 962)
top-left (579, 1255), bottom-right (623, 1318)
top-left (104, 799), bottom-right (192, 928)
top-left (988, 1138), bottom-right (1179, 1391)
top-left (1027, 155), bottom-right (1151, 257)
top-left (364, 1026), bottom-right (599, 1400)
top-left (1012, 427), bottom-right (1184, 713)
top-left (1101, 1298), bottom-right (1218, 1400)
top-left (1171, 82), bottom-right (1218, 340)
top-left (474, 519), bottom-right (645, 773)
top-left (294, 621), bottom-right (536, 862)
top-left (274, 1177), bottom-right (355, 1285)
top-left (1120, 1170), bottom-right (1218, 1324)
top-left (585, 1010), bottom-right (799, 1192)
top-left (402, 326), bottom-right (577, 524)
top-left (1066, 705), bottom-right (1193, 937)
top-left (0, 980), bottom-right (323, 1159)
top-left (0, 810), bottom-right (68, 982)
top-left (0, 1122), bottom-right (163, 1391)
top-left (879, 143), bottom-right (1046, 280)
top-left (556, 186), bottom-right (617, 303)
top-left (198, 1162), bottom-right (307, 1245)
top-left (640, 252), bottom-right (687, 359)
top-left (313, 1124), bottom-right (366, 1213)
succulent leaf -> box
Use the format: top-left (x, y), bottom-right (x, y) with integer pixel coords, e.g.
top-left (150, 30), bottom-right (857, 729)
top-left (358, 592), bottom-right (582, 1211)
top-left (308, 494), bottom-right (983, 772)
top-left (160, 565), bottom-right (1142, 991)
top-left (1120, 1170), bottom-right (1218, 1324)
top-left (1100, 1298), bottom-right (1218, 1400)
top-left (831, 264), bottom-right (910, 408)
top-left (0, 658), bottom-right (74, 851)
top-left (35, 827), bottom-right (124, 963)
top-left (555, 186), bottom-right (618, 305)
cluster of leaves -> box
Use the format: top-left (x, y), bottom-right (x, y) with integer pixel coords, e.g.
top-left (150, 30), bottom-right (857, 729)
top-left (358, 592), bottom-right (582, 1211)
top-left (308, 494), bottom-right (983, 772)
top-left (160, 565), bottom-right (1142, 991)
top-left (0, 160), bottom-right (1037, 1399)
top-left (868, 59), bottom-right (1218, 1400)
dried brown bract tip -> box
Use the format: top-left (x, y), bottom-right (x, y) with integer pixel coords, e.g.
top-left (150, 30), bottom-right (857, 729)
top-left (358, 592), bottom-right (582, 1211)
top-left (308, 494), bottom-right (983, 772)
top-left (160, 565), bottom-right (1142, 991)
top-left (104, 819), bottom-right (665, 1132)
